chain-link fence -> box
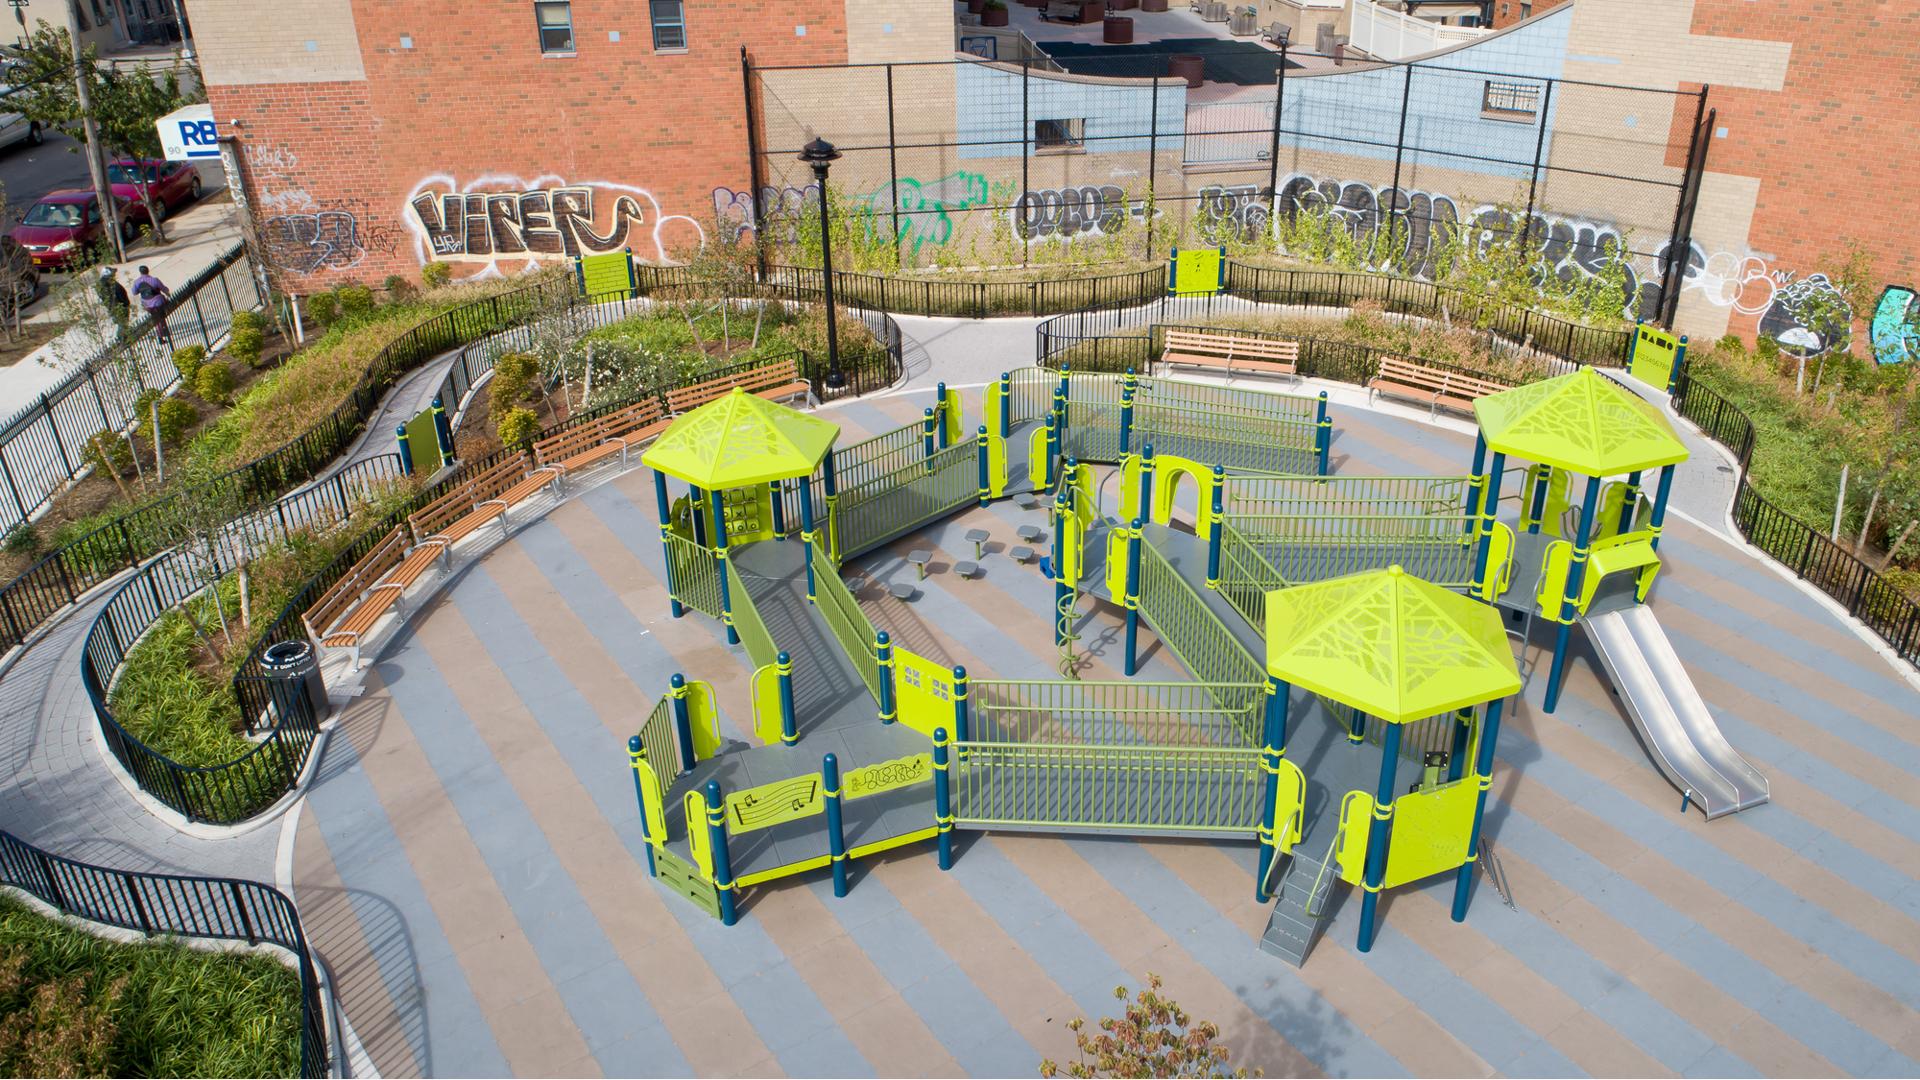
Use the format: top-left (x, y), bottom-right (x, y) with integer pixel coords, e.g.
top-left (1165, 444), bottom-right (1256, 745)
top-left (742, 49), bottom-right (1707, 323)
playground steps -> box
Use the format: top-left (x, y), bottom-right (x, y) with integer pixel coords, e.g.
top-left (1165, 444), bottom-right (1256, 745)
top-left (655, 846), bottom-right (722, 920)
top-left (1259, 852), bottom-right (1334, 967)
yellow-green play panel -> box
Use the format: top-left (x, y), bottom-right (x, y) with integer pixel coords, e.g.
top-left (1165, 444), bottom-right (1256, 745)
top-left (643, 389), bottom-right (840, 489)
top-left (1473, 368), bottom-right (1688, 478)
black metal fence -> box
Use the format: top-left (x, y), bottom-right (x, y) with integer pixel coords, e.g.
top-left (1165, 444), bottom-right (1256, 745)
top-left (0, 828), bottom-right (328, 1077)
top-left (1673, 372), bottom-right (1920, 668)
top-left (0, 245), bottom-right (263, 537)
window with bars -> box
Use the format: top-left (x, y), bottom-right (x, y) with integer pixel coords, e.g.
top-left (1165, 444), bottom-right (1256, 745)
top-left (650, 0), bottom-right (687, 50)
top-left (535, 1), bottom-right (575, 54)
top-left (1034, 118), bottom-right (1085, 151)
top-left (1481, 80), bottom-right (1540, 121)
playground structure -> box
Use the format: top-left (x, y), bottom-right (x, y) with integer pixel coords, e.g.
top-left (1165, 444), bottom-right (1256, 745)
top-left (622, 362), bottom-right (1767, 964)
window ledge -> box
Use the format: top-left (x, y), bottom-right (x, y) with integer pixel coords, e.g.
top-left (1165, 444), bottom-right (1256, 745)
top-left (1479, 109), bottom-right (1535, 124)
top-left (541, 50), bottom-right (579, 58)
top-left (653, 46), bottom-right (690, 54)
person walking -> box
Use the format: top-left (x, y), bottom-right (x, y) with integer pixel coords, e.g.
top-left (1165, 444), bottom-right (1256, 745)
top-left (131, 264), bottom-right (173, 349)
top-left (95, 266), bottom-right (130, 328)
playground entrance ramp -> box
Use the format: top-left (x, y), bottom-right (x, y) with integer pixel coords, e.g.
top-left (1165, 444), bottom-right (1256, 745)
top-left (1583, 603), bottom-right (1768, 817)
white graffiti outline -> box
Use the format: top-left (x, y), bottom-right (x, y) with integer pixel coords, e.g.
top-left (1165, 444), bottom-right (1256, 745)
top-left (402, 172), bottom-right (705, 274)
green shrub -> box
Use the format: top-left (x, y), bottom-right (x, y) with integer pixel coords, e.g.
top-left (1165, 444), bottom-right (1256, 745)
top-left (134, 396), bottom-right (198, 448)
top-left (194, 361), bottom-right (234, 405)
top-left (336, 285), bottom-right (375, 320)
top-left (496, 406), bottom-right (540, 449)
top-left (3, 524), bottom-right (40, 557)
top-left (420, 261), bottom-right (452, 288)
top-left (304, 291), bottom-right (338, 329)
top-left (383, 274), bottom-right (418, 302)
top-left (229, 309), bottom-right (265, 335)
top-left (225, 326), bottom-right (264, 368)
top-left (170, 345), bottom-right (206, 386)
top-left (83, 431), bottom-right (132, 478)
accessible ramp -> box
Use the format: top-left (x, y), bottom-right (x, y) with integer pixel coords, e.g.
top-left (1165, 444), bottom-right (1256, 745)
top-left (1582, 602), bottom-right (1768, 818)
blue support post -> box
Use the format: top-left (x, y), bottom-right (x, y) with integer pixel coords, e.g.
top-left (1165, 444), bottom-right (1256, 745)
top-left (431, 396), bottom-right (454, 468)
top-left (656, 478), bottom-right (684, 616)
top-left (1471, 452), bottom-right (1506, 595)
top-left (1446, 707), bottom-right (1472, 782)
top-left (1314, 391), bottom-right (1332, 476)
top-left (933, 728), bottom-right (954, 870)
top-left (395, 424), bottom-right (414, 476)
top-left (1648, 463), bottom-right (1676, 551)
top-left (704, 780), bottom-right (737, 925)
top-left (1463, 433), bottom-right (1487, 536)
top-left (1042, 413), bottom-right (1059, 490)
top-left (710, 487), bottom-right (739, 645)
top-left (1452, 698), bottom-right (1506, 921)
top-left (976, 425), bottom-right (991, 507)
top-left (1056, 365), bottom-right (1072, 457)
top-left (823, 753), bottom-right (848, 897)
top-left (998, 371), bottom-right (1011, 439)
top-left (777, 651), bottom-right (797, 745)
top-left (770, 480), bottom-right (786, 539)
top-left (1668, 335), bottom-right (1688, 395)
top-left (936, 381), bottom-right (950, 449)
top-left (1205, 464), bottom-right (1225, 590)
top-left (1123, 518), bottom-right (1143, 677)
top-left (1052, 488), bottom-right (1071, 647)
top-left (952, 666), bottom-right (970, 747)
top-left (689, 484), bottom-right (709, 547)
top-left (799, 482), bottom-right (818, 603)
top-left (876, 631), bottom-right (896, 725)
top-left (1357, 721), bottom-right (1402, 952)
top-left (627, 735), bottom-right (657, 877)
top-left (1137, 443), bottom-right (1156, 523)
top-left (1619, 470), bottom-right (1642, 534)
top-left (669, 673), bottom-right (696, 770)
top-left (1255, 676), bottom-right (1291, 903)
top-left (1544, 475), bottom-right (1603, 714)
top-left (1526, 466), bottom-right (1551, 535)
top-left (1118, 369), bottom-right (1137, 454)
top-left (823, 447), bottom-right (839, 499)
top-left (922, 407), bottom-right (937, 473)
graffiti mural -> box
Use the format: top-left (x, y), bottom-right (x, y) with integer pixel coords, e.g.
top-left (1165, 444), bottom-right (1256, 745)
top-left (404, 175), bottom-right (702, 266)
top-left (861, 172), bottom-right (990, 255)
top-left (1014, 184), bottom-right (1157, 240)
top-left (1871, 285), bottom-right (1920, 365)
top-left (1755, 273), bottom-right (1851, 358)
top-left (1197, 183), bottom-right (1269, 238)
top-left (264, 210), bottom-right (364, 273)
top-left (711, 183), bottom-right (817, 243)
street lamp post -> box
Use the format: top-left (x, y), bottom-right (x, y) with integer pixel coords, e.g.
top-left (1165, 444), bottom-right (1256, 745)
top-left (798, 137), bottom-right (846, 391)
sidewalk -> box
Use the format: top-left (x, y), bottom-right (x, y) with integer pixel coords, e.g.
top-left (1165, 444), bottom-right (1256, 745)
top-left (0, 194), bottom-right (241, 416)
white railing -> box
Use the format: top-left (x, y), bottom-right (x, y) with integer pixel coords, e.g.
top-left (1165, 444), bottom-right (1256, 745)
top-left (1345, 0), bottom-right (1488, 60)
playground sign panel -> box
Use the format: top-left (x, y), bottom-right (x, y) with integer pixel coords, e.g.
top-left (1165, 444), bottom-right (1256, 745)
top-left (1628, 323), bottom-right (1679, 391)
top-left (577, 250), bottom-right (635, 297)
top-left (1166, 246), bottom-right (1225, 296)
top-left (846, 753), bottom-right (933, 800)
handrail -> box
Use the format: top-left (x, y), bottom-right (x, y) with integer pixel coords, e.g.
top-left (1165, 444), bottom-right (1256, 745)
top-left (0, 827), bottom-right (329, 1076)
top-left (1304, 792), bottom-right (1362, 918)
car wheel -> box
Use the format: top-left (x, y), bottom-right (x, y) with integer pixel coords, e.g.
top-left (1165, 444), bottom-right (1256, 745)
top-left (120, 217), bottom-right (136, 242)
top-left (25, 124), bottom-right (40, 146)
top-left (189, 174), bottom-right (203, 201)
top-left (150, 198), bottom-right (168, 224)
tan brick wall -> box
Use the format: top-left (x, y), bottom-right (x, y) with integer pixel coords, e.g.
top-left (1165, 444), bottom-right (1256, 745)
top-left (846, 0), bottom-right (953, 63)
top-left (191, 0), bottom-right (368, 86)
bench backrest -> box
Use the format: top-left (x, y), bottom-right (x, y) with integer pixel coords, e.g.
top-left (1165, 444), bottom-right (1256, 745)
top-left (666, 357), bottom-right (804, 412)
top-left (304, 526), bottom-right (407, 635)
top-left (410, 455), bottom-right (528, 539)
top-left (534, 398), bottom-right (667, 466)
top-left (1376, 356), bottom-right (1514, 398)
top-left (1163, 329), bottom-right (1299, 361)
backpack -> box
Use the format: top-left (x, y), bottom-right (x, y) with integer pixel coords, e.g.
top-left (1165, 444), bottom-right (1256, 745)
top-left (135, 280), bottom-right (157, 300)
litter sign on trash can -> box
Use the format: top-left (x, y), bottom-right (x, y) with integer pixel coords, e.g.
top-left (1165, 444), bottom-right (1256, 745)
top-left (262, 640), bottom-right (331, 725)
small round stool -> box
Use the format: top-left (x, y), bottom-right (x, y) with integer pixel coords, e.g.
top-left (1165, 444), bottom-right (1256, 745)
top-left (1103, 15), bottom-right (1134, 42)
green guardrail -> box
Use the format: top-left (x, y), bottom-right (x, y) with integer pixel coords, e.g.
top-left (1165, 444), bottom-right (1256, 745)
top-left (1136, 539), bottom-right (1265, 694)
top-left (831, 441), bottom-right (978, 562)
top-left (726, 557), bottom-right (780, 670)
top-left (948, 741), bottom-right (1266, 835)
top-left (664, 531), bottom-right (723, 619)
top-left (815, 560), bottom-right (879, 701)
top-left (973, 678), bottom-right (1263, 748)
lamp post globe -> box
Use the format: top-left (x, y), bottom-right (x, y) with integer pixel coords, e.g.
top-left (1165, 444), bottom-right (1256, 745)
top-left (798, 138), bottom-right (847, 390)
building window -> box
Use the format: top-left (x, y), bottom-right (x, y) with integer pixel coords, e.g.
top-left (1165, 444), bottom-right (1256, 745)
top-left (1481, 80), bottom-right (1540, 121)
top-left (1519, 2), bottom-right (1532, 17)
top-left (535, 1), bottom-right (575, 54)
top-left (1034, 118), bottom-right (1085, 151)
top-left (650, 0), bottom-right (687, 50)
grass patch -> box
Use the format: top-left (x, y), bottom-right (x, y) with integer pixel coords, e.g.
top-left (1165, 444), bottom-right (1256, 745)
top-left (0, 895), bottom-right (302, 1077)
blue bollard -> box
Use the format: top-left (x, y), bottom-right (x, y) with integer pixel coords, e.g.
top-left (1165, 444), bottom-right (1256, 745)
top-left (777, 651), bottom-right (797, 745)
top-left (933, 727), bottom-right (953, 870)
top-left (704, 780), bottom-right (736, 925)
top-left (823, 753), bottom-right (848, 897)
top-left (626, 735), bottom-right (657, 877)
top-left (876, 631), bottom-right (896, 725)
top-left (669, 673), bottom-right (696, 769)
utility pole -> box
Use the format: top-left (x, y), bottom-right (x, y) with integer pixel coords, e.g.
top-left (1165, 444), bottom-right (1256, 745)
top-left (66, 0), bottom-right (127, 263)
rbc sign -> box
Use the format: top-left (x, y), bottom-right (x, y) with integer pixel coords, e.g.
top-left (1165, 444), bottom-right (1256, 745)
top-left (156, 104), bottom-right (220, 161)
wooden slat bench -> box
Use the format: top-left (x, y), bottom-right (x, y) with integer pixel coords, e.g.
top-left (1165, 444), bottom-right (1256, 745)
top-left (1366, 357), bottom-right (1513, 417)
top-left (665, 357), bottom-right (813, 414)
top-left (534, 398), bottom-right (671, 483)
top-left (1160, 329), bottom-right (1300, 381)
top-left (303, 526), bottom-right (412, 668)
top-left (407, 453), bottom-right (553, 557)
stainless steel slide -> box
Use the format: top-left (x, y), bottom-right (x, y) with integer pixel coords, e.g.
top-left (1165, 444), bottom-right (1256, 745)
top-left (1583, 605), bottom-right (1770, 818)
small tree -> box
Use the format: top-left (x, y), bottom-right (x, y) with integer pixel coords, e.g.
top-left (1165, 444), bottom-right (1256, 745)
top-left (1039, 974), bottom-right (1254, 1080)
top-left (149, 459), bottom-right (251, 649)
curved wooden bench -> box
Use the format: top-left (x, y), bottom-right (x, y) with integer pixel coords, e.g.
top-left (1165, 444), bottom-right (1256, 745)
top-left (303, 526), bottom-right (409, 668)
top-left (665, 357), bottom-right (813, 414)
top-left (1367, 357), bottom-right (1513, 417)
top-left (1160, 329), bottom-right (1299, 381)
top-left (534, 399), bottom-right (671, 483)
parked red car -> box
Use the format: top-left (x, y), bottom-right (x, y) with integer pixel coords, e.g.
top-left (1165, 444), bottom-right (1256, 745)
top-left (108, 159), bottom-right (204, 224)
top-left (11, 190), bottom-right (133, 270)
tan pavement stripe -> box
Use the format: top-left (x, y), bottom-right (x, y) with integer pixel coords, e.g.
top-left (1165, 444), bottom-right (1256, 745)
top-left (343, 668), bottom-right (599, 1075)
top-left (292, 799), bottom-right (424, 1078)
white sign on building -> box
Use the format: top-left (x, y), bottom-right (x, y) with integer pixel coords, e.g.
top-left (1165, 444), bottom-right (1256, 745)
top-left (156, 103), bottom-right (220, 161)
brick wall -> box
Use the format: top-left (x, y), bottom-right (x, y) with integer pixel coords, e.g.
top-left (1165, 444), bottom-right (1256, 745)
top-left (204, 0), bottom-right (855, 290)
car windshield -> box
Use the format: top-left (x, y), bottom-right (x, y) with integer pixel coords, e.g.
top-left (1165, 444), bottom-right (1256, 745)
top-left (107, 164), bottom-right (162, 185)
top-left (22, 203), bottom-right (82, 227)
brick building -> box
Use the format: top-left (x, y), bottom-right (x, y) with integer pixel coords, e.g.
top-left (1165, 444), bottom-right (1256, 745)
top-left (190, 0), bottom-right (949, 287)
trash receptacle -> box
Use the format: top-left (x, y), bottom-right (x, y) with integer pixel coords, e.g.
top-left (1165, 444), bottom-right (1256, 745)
top-left (261, 640), bottom-right (331, 726)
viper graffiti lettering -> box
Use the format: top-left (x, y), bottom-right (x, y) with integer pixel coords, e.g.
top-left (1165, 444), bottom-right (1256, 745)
top-left (404, 175), bottom-right (702, 266)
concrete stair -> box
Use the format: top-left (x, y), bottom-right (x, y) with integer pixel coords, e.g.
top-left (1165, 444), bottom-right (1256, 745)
top-left (1259, 851), bottom-right (1333, 967)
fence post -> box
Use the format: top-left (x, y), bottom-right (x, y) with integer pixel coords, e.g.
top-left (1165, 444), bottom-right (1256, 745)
top-left (229, 881), bottom-right (259, 944)
top-left (1205, 464), bottom-right (1224, 589)
top-left (777, 651), bottom-right (797, 745)
top-left (1119, 369), bottom-right (1136, 454)
top-left (1315, 392), bottom-right (1331, 476)
top-left (922, 407), bottom-right (936, 474)
top-left (952, 665), bottom-right (970, 746)
top-left (1124, 519), bottom-right (1143, 676)
top-left (876, 630), bottom-right (896, 725)
top-left (933, 727), bottom-right (953, 870)
top-left (1137, 442), bottom-right (1156, 521)
top-left (191, 293), bottom-right (211, 349)
top-left (823, 752), bottom-right (848, 896)
top-left (704, 780), bottom-right (737, 926)
top-left (123, 871), bottom-right (153, 935)
top-left (34, 850), bottom-right (66, 911)
top-left (0, 451), bottom-right (26, 524)
top-left (976, 425), bottom-right (991, 507)
top-left (670, 673), bottom-right (697, 769)
top-left (1669, 335), bottom-right (1688, 394)
top-left (432, 396), bottom-right (454, 468)
top-left (936, 382), bottom-right (949, 449)
top-left (998, 371), bottom-right (1011, 438)
top-left (627, 735), bottom-right (659, 877)
top-left (41, 394), bottom-right (72, 475)
top-left (395, 425), bottom-right (414, 476)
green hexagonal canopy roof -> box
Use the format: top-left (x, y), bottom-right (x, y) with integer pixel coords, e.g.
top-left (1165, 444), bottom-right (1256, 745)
top-left (1473, 368), bottom-right (1689, 477)
top-left (1264, 565), bottom-right (1522, 724)
top-left (641, 389), bottom-right (840, 489)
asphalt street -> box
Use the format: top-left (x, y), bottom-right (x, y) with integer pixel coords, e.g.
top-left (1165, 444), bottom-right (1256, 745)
top-left (0, 129), bottom-right (91, 215)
